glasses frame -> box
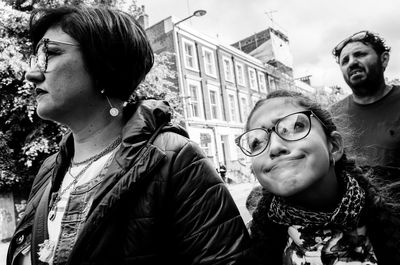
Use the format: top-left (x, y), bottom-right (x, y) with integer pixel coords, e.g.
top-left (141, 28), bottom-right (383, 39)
top-left (235, 110), bottom-right (326, 157)
top-left (29, 38), bottom-right (79, 73)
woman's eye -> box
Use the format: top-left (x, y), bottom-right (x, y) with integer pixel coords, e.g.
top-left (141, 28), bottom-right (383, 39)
top-left (47, 49), bottom-right (60, 56)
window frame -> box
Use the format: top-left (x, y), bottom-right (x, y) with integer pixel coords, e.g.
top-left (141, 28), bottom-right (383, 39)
top-left (222, 56), bottom-right (234, 82)
top-left (187, 79), bottom-right (204, 119)
top-left (248, 68), bottom-right (258, 91)
top-left (208, 85), bottom-right (222, 120)
top-left (235, 62), bottom-right (245, 86)
top-left (182, 38), bottom-right (199, 71)
top-left (227, 92), bottom-right (240, 123)
top-left (202, 47), bottom-right (217, 77)
top-left (258, 72), bottom-right (267, 92)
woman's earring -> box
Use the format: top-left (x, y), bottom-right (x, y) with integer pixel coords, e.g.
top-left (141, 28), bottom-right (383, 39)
top-left (330, 156), bottom-right (336, 166)
top-left (101, 89), bottom-right (119, 117)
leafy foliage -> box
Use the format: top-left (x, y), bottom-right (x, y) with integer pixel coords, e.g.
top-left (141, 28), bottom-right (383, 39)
top-left (0, 1), bottom-right (179, 192)
top-left (136, 52), bottom-right (183, 123)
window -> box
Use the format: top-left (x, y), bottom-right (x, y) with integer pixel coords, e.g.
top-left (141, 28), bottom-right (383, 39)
top-left (200, 133), bottom-right (212, 157)
top-left (248, 68), bottom-right (257, 90)
top-left (235, 63), bottom-right (245, 85)
top-left (223, 56), bottom-right (234, 82)
top-left (228, 93), bottom-right (239, 122)
top-left (202, 48), bottom-right (216, 76)
top-left (187, 80), bottom-right (203, 118)
top-left (182, 39), bottom-right (198, 70)
top-left (269, 77), bottom-right (277, 91)
top-left (258, 72), bottom-right (267, 92)
top-left (209, 89), bottom-right (221, 120)
top-left (240, 96), bottom-right (249, 122)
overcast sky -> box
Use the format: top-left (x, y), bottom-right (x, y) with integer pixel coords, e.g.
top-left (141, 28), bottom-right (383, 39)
top-left (140, 0), bottom-right (400, 90)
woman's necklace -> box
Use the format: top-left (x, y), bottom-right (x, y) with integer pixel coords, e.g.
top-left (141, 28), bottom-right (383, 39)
top-left (48, 136), bottom-right (122, 221)
top-left (71, 136), bottom-right (122, 166)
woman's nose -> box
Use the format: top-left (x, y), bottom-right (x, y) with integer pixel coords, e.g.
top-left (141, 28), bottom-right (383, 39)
top-left (25, 66), bottom-right (44, 84)
top-left (268, 132), bottom-right (290, 159)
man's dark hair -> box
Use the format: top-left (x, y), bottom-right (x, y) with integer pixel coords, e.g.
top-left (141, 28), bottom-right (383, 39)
top-left (29, 5), bottom-right (154, 101)
top-left (332, 31), bottom-right (391, 63)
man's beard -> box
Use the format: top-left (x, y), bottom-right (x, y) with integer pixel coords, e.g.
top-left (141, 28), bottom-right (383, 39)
top-left (346, 63), bottom-right (385, 97)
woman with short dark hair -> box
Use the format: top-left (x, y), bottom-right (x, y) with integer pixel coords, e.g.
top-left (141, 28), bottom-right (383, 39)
top-left (7, 5), bottom-right (251, 265)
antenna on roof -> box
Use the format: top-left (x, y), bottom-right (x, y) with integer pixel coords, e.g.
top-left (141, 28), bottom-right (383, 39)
top-left (265, 10), bottom-right (278, 27)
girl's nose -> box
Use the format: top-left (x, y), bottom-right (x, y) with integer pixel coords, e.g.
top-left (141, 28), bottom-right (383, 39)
top-left (268, 132), bottom-right (290, 159)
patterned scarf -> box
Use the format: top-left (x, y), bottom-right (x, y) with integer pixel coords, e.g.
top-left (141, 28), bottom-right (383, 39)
top-left (267, 172), bottom-right (365, 230)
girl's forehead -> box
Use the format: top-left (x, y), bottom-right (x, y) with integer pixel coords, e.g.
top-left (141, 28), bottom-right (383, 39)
top-left (250, 98), bottom-right (306, 127)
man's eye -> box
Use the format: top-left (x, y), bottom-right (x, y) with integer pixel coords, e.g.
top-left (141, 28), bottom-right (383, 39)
top-left (340, 57), bottom-right (349, 65)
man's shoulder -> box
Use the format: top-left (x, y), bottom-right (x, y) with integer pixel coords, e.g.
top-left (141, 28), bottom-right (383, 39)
top-left (329, 95), bottom-right (352, 114)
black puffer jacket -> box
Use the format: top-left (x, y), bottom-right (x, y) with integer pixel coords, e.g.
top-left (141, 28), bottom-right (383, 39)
top-left (7, 100), bottom-right (251, 265)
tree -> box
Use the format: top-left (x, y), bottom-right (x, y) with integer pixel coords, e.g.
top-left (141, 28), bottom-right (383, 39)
top-left (0, 1), bottom-right (180, 193)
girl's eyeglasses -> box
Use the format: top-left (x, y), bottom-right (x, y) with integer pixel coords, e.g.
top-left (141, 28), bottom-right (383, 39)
top-left (235, 110), bottom-right (326, 157)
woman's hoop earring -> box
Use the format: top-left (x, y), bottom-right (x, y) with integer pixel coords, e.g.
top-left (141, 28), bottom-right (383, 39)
top-left (101, 89), bottom-right (119, 117)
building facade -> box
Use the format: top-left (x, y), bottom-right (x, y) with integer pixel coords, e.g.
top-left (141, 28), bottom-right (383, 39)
top-left (146, 16), bottom-right (294, 181)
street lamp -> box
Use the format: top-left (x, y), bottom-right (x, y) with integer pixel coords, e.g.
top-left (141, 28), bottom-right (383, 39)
top-left (175, 9), bottom-right (207, 25)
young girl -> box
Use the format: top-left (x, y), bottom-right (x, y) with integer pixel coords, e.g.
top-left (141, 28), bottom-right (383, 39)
top-left (236, 89), bottom-right (400, 264)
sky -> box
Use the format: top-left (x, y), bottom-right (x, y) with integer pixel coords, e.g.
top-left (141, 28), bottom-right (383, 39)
top-left (139, 0), bottom-right (400, 91)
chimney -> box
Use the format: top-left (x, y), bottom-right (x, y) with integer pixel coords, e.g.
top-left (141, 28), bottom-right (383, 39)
top-left (137, 5), bottom-right (149, 29)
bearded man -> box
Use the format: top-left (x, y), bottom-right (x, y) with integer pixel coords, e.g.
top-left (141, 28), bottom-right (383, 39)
top-left (330, 31), bottom-right (400, 169)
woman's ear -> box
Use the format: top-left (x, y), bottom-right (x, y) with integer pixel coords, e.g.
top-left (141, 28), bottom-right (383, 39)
top-left (329, 131), bottom-right (344, 163)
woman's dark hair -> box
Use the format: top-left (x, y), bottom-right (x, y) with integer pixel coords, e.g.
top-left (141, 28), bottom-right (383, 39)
top-left (29, 5), bottom-right (154, 101)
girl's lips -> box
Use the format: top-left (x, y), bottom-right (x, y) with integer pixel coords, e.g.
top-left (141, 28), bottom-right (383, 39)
top-left (265, 155), bottom-right (305, 173)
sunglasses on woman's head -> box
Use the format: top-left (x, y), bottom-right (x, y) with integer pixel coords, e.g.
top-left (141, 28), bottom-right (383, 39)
top-left (235, 110), bottom-right (326, 157)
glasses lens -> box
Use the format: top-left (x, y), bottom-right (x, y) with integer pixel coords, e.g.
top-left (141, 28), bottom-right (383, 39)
top-left (276, 113), bottom-right (310, 141)
top-left (37, 47), bottom-right (47, 72)
top-left (29, 56), bottom-right (37, 69)
top-left (239, 129), bottom-right (270, 156)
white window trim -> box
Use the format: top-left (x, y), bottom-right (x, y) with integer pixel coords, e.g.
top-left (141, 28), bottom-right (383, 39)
top-left (202, 47), bottom-right (217, 77)
top-left (182, 38), bottom-right (199, 71)
top-left (248, 68), bottom-right (258, 91)
top-left (227, 92), bottom-right (240, 123)
top-left (208, 85), bottom-right (222, 121)
top-left (222, 56), bottom-right (234, 82)
top-left (187, 79), bottom-right (204, 119)
top-left (258, 72), bottom-right (267, 92)
top-left (239, 95), bottom-right (249, 123)
top-left (235, 62), bottom-right (245, 86)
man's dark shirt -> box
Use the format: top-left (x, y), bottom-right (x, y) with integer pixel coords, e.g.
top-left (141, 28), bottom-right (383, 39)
top-left (330, 86), bottom-right (400, 167)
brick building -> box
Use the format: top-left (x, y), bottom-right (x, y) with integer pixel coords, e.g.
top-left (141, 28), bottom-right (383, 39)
top-left (145, 16), bottom-right (295, 181)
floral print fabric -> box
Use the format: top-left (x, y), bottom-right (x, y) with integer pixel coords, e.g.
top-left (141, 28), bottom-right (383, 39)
top-left (283, 225), bottom-right (377, 265)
